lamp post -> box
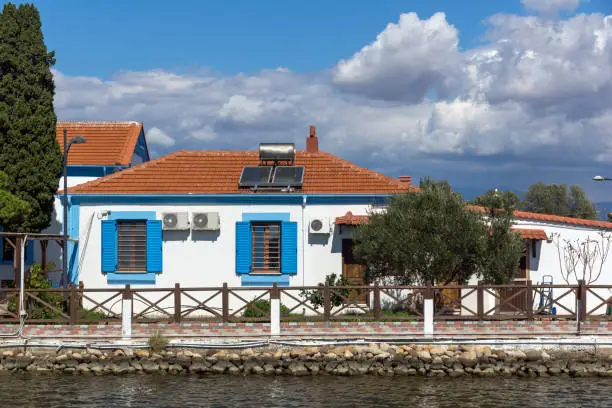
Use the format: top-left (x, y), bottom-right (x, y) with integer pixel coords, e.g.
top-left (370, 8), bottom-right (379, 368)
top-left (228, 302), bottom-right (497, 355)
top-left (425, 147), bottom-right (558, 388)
top-left (62, 128), bottom-right (87, 287)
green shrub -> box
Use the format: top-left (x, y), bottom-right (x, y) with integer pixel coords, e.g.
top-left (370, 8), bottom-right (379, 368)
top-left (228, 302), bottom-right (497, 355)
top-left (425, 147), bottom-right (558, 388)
top-left (148, 330), bottom-right (169, 353)
top-left (300, 273), bottom-right (352, 311)
top-left (243, 299), bottom-right (289, 318)
top-left (9, 263), bottom-right (65, 320)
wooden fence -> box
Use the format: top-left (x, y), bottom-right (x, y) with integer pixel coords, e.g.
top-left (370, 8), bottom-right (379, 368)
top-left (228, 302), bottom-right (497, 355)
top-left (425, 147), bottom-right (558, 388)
top-left (0, 280), bottom-right (610, 324)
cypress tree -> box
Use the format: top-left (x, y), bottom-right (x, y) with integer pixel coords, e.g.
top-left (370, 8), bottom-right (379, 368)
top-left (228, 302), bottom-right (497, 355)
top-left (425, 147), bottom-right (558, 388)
top-left (0, 3), bottom-right (62, 232)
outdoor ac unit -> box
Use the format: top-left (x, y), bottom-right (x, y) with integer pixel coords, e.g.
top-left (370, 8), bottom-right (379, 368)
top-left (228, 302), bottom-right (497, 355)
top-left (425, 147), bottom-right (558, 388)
top-left (191, 212), bottom-right (220, 231)
top-left (309, 217), bottom-right (330, 234)
top-left (162, 212), bottom-right (189, 230)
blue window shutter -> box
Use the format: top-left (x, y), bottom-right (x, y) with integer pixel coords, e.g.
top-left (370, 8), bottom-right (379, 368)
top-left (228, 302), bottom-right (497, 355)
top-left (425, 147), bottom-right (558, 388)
top-left (101, 220), bottom-right (117, 273)
top-left (26, 241), bottom-right (34, 264)
top-left (235, 221), bottom-right (252, 274)
top-left (146, 220), bottom-right (163, 273)
top-left (280, 221), bottom-right (298, 274)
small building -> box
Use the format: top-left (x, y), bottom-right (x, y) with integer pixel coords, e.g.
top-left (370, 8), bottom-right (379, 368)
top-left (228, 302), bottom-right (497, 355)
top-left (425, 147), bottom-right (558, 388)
top-left (0, 121), bottom-right (151, 286)
top-left (64, 127), bottom-right (416, 290)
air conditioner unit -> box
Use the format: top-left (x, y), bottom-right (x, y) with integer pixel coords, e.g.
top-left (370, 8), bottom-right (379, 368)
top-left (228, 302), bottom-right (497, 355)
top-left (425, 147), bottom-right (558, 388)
top-left (162, 212), bottom-right (189, 230)
top-left (309, 217), bottom-right (330, 234)
top-left (191, 212), bottom-right (220, 231)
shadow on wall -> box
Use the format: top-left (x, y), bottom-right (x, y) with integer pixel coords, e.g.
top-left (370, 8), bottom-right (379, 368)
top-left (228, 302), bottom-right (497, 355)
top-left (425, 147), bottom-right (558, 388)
top-left (191, 230), bottom-right (221, 242)
top-left (308, 233), bottom-right (330, 246)
top-left (162, 230), bottom-right (191, 242)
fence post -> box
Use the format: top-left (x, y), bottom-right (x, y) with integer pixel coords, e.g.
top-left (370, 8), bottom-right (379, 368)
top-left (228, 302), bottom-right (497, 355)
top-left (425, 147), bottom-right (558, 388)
top-left (270, 283), bottom-right (280, 336)
top-left (122, 284), bottom-right (133, 339)
top-left (577, 279), bottom-right (587, 322)
top-left (323, 283), bottom-right (331, 321)
top-left (222, 283), bottom-right (229, 322)
top-left (173, 283), bottom-right (181, 324)
top-left (373, 282), bottom-right (381, 320)
top-left (526, 280), bottom-right (534, 321)
top-left (69, 284), bottom-right (78, 325)
top-left (423, 284), bottom-right (434, 338)
top-left (477, 281), bottom-right (484, 320)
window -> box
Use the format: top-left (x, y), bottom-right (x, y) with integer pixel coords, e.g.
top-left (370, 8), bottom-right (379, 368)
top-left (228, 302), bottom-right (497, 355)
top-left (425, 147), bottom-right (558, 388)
top-left (117, 221), bottom-right (147, 272)
top-left (251, 222), bottom-right (281, 273)
top-left (1, 238), bottom-right (14, 262)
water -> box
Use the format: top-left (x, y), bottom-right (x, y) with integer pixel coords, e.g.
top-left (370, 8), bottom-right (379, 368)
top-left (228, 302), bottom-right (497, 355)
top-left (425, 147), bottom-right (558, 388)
top-left (1, 375), bottom-right (610, 407)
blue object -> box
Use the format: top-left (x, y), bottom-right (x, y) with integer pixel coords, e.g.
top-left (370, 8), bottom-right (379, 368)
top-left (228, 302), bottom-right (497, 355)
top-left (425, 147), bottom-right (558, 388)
top-left (146, 220), bottom-right (163, 273)
top-left (280, 221), bottom-right (298, 274)
top-left (235, 221), bottom-right (252, 274)
top-left (101, 220), bottom-right (117, 273)
top-left (241, 274), bottom-right (290, 287)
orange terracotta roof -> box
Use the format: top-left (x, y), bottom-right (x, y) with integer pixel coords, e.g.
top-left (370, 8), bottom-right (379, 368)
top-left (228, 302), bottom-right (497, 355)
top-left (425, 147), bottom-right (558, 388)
top-left (471, 205), bottom-right (612, 230)
top-left (56, 121), bottom-right (143, 166)
top-left (66, 150), bottom-right (419, 195)
top-left (512, 228), bottom-right (548, 240)
top-left (335, 212), bottom-right (370, 225)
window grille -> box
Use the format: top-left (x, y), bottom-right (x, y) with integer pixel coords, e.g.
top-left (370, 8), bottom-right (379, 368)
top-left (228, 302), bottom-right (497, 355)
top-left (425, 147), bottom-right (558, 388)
top-left (117, 221), bottom-right (147, 272)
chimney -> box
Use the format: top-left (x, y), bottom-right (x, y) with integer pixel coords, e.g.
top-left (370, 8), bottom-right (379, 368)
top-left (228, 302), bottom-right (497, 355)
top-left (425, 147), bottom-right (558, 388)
top-left (398, 175), bottom-right (412, 185)
top-left (306, 125), bottom-right (319, 153)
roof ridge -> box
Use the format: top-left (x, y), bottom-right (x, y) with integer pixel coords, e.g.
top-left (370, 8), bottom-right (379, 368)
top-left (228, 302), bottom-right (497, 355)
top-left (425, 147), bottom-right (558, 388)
top-left (67, 150), bottom-right (184, 194)
top-left (471, 205), bottom-right (612, 229)
top-left (57, 121), bottom-right (141, 127)
top-left (318, 151), bottom-right (410, 188)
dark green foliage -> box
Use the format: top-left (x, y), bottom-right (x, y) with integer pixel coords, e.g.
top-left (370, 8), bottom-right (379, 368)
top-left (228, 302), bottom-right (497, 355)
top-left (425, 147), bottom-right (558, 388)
top-left (472, 189), bottom-right (521, 210)
top-left (473, 183), bottom-right (598, 221)
top-left (300, 273), bottom-right (351, 311)
top-left (0, 3), bottom-right (62, 232)
top-left (354, 178), bottom-right (523, 286)
top-left (0, 170), bottom-right (30, 224)
top-left (521, 182), bottom-right (597, 220)
top-left (243, 299), bottom-right (289, 318)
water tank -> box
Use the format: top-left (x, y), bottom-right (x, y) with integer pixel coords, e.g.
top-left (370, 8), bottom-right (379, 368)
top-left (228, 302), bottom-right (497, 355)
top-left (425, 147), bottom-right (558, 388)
top-left (259, 143), bottom-right (295, 163)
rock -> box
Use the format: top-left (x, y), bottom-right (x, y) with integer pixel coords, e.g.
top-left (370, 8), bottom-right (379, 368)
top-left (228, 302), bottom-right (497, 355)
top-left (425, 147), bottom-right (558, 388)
top-left (252, 365), bottom-right (264, 375)
top-left (113, 350), bottom-right (125, 357)
top-left (55, 354), bottom-right (68, 363)
top-left (135, 350), bottom-right (150, 359)
top-left (506, 350), bottom-right (527, 360)
top-left (72, 352), bottom-right (83, 360)
top-left (525, 350), bottom-right (546, 362)
top-left (212, 361), bottom-right (229, 374)
top-left (429, 346), bottom-right (448, 356)
top-left (458, 351), bottom-right (477, 367)
top-left (324, 353), bottom-right (338, 361)
top-left (289, 349), bottom-right (309, 359)
top-left (64, 359), bottom-right (79, 369)
top-left (263, 364), bottom-right (275, 374)
top-left (87, 349), bottom-right (102, 357)
top-left (141, 361), bottom-right (159, 373)
top-left (89, 363), bottom-right (103, 374)
top-left (288, 362), bottom-right (308, 376)
top-left (305, 362), bottom-right (320, 374)
top-left (417, 350), bottom-right (431, 362)
top-left (548, 367), bottom-right (562, 375)
top-left (1, 351), bottom-right (14, 358)
top-left (344, 350), bottom-right (354, 359)
top-left (333, 363), bottom-right (349, 376)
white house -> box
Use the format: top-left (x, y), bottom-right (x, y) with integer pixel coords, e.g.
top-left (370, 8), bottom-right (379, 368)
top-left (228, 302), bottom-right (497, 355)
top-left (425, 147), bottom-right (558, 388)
top-left (0, 121), bottom-right (151, 286)
top-left (63, 127), bottom-right (416, 294)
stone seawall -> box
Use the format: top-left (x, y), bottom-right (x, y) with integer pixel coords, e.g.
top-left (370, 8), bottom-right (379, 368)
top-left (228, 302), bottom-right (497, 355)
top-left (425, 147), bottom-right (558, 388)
top-left (2, 344), bottom-right (612, 377)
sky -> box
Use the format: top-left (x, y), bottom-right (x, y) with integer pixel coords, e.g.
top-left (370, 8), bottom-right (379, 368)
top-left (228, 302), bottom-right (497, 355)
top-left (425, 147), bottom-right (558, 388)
top-left (17, 0), bottom-right (612, 200)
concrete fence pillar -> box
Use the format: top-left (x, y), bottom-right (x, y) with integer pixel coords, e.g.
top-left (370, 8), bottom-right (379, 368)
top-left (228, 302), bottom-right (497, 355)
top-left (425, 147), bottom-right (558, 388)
top-left (122, 285), bottom-right (133, 339)
top-left (424, 286), bottom-right (434, 338)
top-left (270, 283), bottom-right (281, 336)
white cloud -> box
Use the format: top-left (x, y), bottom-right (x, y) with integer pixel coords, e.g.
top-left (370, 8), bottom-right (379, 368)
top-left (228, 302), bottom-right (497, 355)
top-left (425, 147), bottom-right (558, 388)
top-left (521, 0), bottom-right (581, 15)
top-left (146, 127), bottom-right (175, 147)
top-left (53, 8), bottom-right (612, 183)
top-left (333, 12), bottom-right (463, 102)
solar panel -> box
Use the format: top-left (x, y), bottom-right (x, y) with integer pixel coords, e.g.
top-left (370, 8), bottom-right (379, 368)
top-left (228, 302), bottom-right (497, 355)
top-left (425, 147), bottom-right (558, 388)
top-left (271, 166), bottom-right (305, 187)
top-left (239, 166), bottom-right (273, 187)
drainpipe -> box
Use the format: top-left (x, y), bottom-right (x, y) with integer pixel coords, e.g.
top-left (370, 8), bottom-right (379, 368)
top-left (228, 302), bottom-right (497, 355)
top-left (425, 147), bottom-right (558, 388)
top-left (302, 195), bottom-right (307, 286)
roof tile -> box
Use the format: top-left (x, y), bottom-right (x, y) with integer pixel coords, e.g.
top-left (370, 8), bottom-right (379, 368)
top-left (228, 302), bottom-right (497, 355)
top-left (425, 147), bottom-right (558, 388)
top-left (67, 150), bottom-right (419, 195)
top-left (57, 121), bottom-right (143, 166)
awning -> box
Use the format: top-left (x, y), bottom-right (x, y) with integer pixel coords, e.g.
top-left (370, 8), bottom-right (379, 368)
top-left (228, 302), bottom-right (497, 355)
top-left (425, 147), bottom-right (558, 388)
top-left (335, 211), bottom-right (369, 226)
top-left (512, 228), bottom-right (548, 240)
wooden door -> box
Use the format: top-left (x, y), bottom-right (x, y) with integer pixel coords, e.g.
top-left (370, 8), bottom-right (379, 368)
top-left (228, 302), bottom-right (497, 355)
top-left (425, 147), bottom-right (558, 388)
top-left (499, 243), bottom-right (529, 313)
top-left (341, 239), bottom-right (367, 303)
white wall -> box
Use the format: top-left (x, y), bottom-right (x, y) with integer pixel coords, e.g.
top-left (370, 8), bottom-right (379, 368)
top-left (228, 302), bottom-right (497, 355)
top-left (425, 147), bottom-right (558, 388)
top-left (72, 202), bottom-right (370, 316)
